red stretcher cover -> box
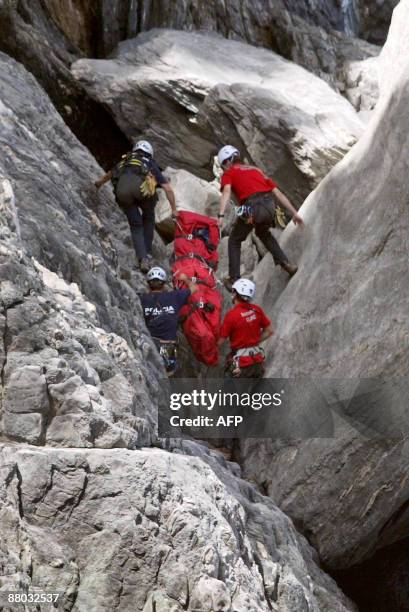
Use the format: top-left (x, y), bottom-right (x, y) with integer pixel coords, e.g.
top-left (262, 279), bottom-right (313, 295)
top-left (178, 285), bottom-right (222, 366)
top-left (174, 211), bottom-right (220, 269)
top-left (172, 256), bottom-right (217, 290)
top-left (173, 211), bottom-right (222, 365)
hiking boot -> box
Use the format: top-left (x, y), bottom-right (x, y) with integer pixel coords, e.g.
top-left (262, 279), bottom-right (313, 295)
top-left (139, 258), bottom-right (150, 274)
top-left (281, 262), bottom-right (298, 277)
top-left (223, 277), bottom-right (238, 292)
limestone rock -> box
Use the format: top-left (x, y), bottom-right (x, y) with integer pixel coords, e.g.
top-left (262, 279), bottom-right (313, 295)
top-left (241, 0), bottom-right (409, 570)
top-left (378, 0), bottom-right (409, 100)
top-left (339, 55), bottom-right (380, 115)
top-left (0, 53), bottom-right (166, 448)
top-left (72, 29), bottom-right (364, 205)
top-left (0, 444), bottom-right (356, 611)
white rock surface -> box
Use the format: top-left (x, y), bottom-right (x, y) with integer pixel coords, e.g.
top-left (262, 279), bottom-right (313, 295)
top-left (0, 443), bottom-right (356, 611)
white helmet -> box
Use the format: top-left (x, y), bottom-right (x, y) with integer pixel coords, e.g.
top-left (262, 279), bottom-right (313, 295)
top-left (147, 266), bottom-right (167, 282)
top-left (218, 145), bottom-right (239, 166)
top-left (133, 140), bottom-right (154, 157)
top-left (232, 278), bottom-right (255, 301)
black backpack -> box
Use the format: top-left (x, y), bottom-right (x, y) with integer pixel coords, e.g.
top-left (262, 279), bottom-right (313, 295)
top-left (112, 152), bottom-right (157, 199)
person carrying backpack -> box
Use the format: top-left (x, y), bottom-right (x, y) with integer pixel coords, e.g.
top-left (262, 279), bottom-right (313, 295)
top-left (95, 140), bottom-right (178, 273)
top-left (140, 266), bottom-right (198, 376)
top-left (218, 279), bottom-right (273, 378)
top-left (217, 145), bottom-right (304, 292)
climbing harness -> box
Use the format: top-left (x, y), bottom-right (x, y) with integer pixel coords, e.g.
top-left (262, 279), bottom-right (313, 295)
top-left (235, 204), bottom-right (254, 224)
top-left (153, 338), bottom-right (179, 377)
top-left (226, 346), bottom-right (265, 377)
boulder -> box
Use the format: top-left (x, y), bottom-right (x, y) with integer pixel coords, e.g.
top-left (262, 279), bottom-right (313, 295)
top-left (0, 0), bottom-right (381, 134)
top-left (0, 443), bottom-right (356, 611)
top-left (128, 0), bottom-right (380, 94)
top-left (72, 29), bottom-right (364, 205)
top-left (240, 0), bottom-right (409, 570)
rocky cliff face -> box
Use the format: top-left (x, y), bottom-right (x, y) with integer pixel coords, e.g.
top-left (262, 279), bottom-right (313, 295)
top-left (358, 0), bottom-right (399, 44)
top-left (0, 0), bottom-right (130, 167)
top-left (239, 0), bottom-right (409, 598)
top-left (0, 51), bottom-right (166, 449)
top-left (0, 444), bottom-right (356, 611)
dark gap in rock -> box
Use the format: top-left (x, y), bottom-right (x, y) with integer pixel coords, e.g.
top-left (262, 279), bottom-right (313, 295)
top-left (330, 536), bottom-right (409, 612)
top-left (64, 94), bottom-right (131, 170)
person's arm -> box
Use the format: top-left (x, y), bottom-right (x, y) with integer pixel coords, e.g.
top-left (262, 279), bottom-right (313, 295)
top-left (176, 273), bottom-right (198, 294)
top-left (95, 170), bottom-right (113, 190)
top-left (260, 324), bottom-right (274, 343)
top-left (218, 184), bottom-right (232, 226)
top-left (273, 187), bottom-right (304, 226)
top-left (161, 182), bottom-right (178, 216)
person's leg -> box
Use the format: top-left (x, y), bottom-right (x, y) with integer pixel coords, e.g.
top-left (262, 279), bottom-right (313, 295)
top-left (228, 220), bottom-right (253, 280)
top-left (140, 199), bottom-right (156, 256)
top-left (255, 224), bottom-right (289, 266)
top-left (234, 362), bottom-right (264, 378)
top-left (124, 204), bottom-right (146, 260)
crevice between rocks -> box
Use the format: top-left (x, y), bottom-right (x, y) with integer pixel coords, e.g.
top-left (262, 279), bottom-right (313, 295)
top-left (0, 307), bottom-right (8, 390)
top-left (5, 463), bottom-right (25, 519)
top-left (331, 535), bottom-right (409, 612)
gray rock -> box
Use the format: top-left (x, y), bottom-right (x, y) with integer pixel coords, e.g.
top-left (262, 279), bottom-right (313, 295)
top-left (339, 55), bottom-right (380, 113)
top-left (358, 0), bottom-right (400, 45)
top-left (241, 0), bottom-right (409, 570)
top-left (0, 0), bottom-right (382, 134)
top-left (378, 0), bottom-right (409, 101)
top-left (129, 0), bottom-right (381, 93)
top-left (72, 29), bottom-right (364, 205)
top-left (0, 55), bottom-right (167, 448)
top-left (0, 444), bottom-right (356, 611)
top-left (41, 0), bottom-right (138, 57)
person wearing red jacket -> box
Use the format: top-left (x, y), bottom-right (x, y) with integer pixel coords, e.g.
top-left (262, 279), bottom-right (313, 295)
top-left (217, 145), bottom-right (304, 292)
top-left (218, 278), bottom-right (273, 378)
